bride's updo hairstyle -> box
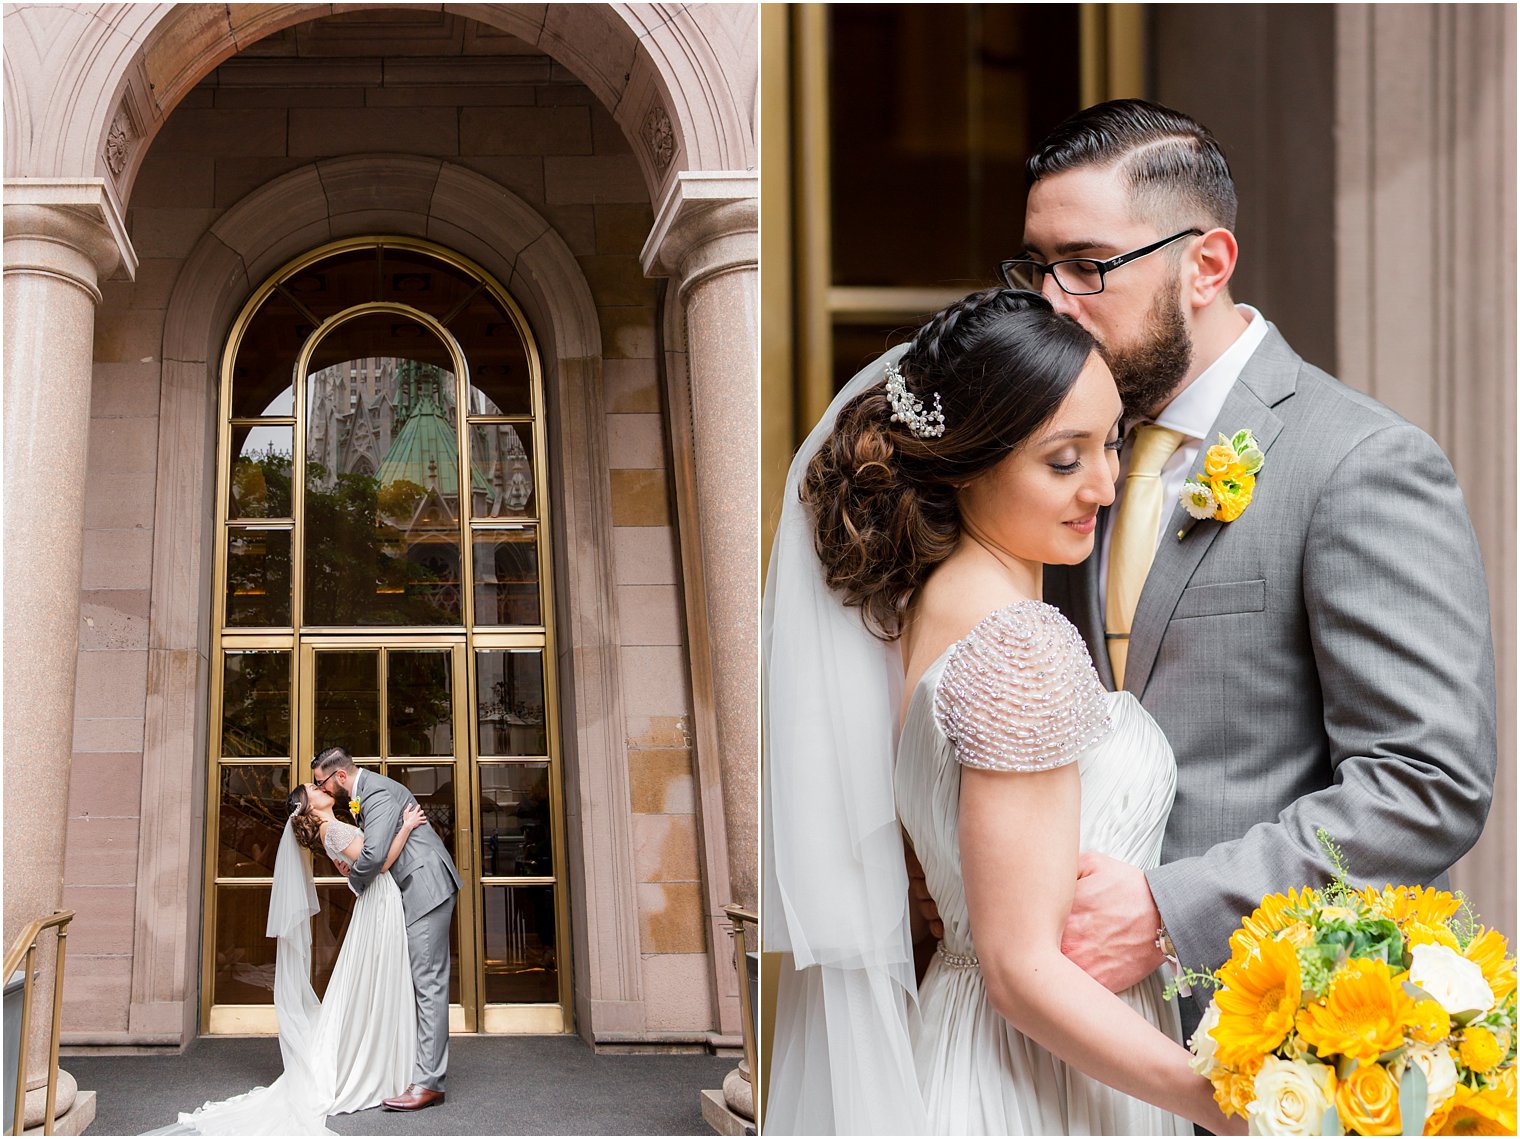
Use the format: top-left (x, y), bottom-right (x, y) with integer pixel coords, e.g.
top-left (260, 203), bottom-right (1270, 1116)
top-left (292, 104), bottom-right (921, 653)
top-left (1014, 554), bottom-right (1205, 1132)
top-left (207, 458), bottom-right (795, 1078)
top-left (803, 288), bottom-right (1096, 639)
top-left (285, 786), bottom-right (324, 854)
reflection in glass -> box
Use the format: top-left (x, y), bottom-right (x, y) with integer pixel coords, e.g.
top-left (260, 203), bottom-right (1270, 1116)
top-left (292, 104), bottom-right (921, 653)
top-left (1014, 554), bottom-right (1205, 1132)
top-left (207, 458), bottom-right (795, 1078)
top-left (314, 651), bottom-right (379, 758)
top-left (476, 651), bottom-right (548, 756)
top-left (311, 885), bottom-right (461, 1004)
top-left (388, 652), bottom-right (454, 756)
top-left (230, 289), bottom-right (307, 420)
top-left (479, 764), bottom-right (552, 877)
top-left (468, 423), bottom-right (534, 518)
top-left (218, 765), bottom-right (292, 877)
top-left (221, 651), bottom-right (290, 758)
top-left (214, 884), bottom-right (275, 1005)
top-left (390, 764), bottom-right (457, 862)
top-left (303, 319), bottom-right (468, 626)
top-left (482, 885), bottom-right (557, 1003)
top-left (456, 291), bottom-right (532, 416)
top-left (225, 527), bottom-right (292, 627)
top-left (229, 424), bottom-right (294, 519)
top-left (472, 528), bottom-right (540, 627)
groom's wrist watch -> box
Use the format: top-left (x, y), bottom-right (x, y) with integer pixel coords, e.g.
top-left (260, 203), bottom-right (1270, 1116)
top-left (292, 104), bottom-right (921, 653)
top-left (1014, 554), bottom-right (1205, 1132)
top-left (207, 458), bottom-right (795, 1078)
top-left (1154, 925), bottom-right (1191, 997)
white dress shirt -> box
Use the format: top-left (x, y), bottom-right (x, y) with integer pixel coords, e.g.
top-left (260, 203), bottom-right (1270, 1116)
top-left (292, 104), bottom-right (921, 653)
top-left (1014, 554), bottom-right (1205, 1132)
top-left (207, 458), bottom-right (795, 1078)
top-left (1098, 305), bottom-right (1271, 597)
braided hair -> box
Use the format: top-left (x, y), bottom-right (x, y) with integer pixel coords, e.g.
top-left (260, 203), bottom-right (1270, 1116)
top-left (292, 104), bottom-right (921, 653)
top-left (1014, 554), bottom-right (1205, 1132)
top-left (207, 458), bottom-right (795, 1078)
top-left (802, 288), bottom-right (1095, 639)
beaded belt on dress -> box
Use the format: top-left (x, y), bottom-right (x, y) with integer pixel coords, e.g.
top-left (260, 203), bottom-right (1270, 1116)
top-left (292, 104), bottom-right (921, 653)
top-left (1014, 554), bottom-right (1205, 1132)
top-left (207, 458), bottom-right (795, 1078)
top-left (935, 945), bottom-right (980, 969)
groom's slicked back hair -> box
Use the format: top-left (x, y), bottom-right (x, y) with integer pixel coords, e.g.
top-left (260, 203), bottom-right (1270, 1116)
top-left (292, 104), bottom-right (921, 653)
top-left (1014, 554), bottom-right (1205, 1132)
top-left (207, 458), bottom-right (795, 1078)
top-left (314, 745), bottom-right (355, 776)
top-left (1026, 99), bottom-right (1237, 232)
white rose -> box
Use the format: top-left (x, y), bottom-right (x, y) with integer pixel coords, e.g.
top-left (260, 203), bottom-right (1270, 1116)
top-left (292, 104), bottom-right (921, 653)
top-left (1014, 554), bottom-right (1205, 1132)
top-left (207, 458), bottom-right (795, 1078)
top-left (1409, 943), bottom-right (1496, 1016)
top-left (1246, 1056), bottom-right (1339, 1136)
top-left (1188, 1003), bottom-right (1222, 1078)
top-left (1393, 1041), bottom-right (1459, 1122)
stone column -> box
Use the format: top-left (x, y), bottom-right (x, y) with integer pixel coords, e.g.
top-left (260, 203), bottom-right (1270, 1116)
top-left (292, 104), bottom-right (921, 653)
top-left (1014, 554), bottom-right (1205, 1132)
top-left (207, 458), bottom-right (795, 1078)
top-left (4, 179), bottom-right (135, 1129)
top-left (643, 172), bottom-right (758, 1123)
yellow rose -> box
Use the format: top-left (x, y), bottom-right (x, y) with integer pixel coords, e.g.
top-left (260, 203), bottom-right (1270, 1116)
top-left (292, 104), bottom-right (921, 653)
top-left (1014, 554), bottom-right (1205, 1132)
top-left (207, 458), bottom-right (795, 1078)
top-left (1211, 473), bottom-right (1255, 522)
top-left (1205, 443), bottom-right (1247, 481)
top-left (1212, 1066), bottom-right (1259, 1118)
top-left (1335, 1062), bottom-right (1402, 1136)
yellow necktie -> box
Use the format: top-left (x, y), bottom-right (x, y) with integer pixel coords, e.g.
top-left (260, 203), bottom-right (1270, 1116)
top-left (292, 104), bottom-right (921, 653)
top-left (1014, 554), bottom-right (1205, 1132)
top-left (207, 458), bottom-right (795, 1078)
top-left (1106, 425), bottom-right (1186, 689)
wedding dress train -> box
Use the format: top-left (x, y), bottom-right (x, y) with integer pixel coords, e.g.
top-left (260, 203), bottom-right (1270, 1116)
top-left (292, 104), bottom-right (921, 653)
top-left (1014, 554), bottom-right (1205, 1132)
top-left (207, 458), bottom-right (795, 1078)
top-left (895, 599), bottom-right (1191, 1136)
top-left (172, 820), bottom-right (414, 1136)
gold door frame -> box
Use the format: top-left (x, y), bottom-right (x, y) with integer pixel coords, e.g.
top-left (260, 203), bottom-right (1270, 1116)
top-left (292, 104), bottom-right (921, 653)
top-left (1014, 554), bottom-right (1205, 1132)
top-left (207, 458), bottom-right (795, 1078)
top-left (202, 236), bottom-right (571, 1035)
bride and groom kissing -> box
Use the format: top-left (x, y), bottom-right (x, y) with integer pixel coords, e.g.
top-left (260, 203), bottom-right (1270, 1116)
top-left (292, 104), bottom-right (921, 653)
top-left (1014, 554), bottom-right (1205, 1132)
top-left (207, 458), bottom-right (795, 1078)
top-left (177, 747), bottom-right (462, 1134)
top-left (763, 100), bottom-right (1498, 1134)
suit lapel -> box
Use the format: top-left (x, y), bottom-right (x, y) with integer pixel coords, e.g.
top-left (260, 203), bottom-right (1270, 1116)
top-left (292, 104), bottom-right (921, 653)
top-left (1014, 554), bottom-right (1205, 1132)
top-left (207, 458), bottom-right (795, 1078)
top-left (1125, 328), bottom-right (1299, 699)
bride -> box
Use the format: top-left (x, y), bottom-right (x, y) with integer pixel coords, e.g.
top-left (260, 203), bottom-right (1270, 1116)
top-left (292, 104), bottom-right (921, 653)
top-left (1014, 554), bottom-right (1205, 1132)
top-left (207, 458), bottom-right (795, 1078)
top-left (173, 782), bottom-right (429, 1135)
top-left (763, 289), bottom-right (1239, 1135)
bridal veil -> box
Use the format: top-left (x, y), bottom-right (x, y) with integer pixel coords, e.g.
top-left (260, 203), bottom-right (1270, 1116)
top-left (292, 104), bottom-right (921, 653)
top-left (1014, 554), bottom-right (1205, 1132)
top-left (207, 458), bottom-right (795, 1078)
top-left (762, 343), bottom-right (929, 1134)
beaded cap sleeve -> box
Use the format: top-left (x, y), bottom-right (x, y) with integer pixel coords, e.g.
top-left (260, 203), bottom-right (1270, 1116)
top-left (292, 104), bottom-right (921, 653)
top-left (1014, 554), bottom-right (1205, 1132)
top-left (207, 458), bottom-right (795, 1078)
top-left (323, 819), bottom-right (363, 863)
top-left (932, 600), bottom-right (1112, 772)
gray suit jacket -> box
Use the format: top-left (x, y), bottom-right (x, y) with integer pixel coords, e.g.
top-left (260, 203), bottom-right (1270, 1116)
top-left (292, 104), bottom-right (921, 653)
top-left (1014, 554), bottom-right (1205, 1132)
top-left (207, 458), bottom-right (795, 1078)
top-left (346, 768), bottom-right (463, 927)
top-left (1045, 327), bottom-right (1497, 1015)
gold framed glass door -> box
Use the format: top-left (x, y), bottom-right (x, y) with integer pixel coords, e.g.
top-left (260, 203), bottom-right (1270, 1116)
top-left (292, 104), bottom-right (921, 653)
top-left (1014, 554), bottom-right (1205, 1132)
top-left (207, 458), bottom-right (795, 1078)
top-left (203, 237), bottom-right (570, 1035)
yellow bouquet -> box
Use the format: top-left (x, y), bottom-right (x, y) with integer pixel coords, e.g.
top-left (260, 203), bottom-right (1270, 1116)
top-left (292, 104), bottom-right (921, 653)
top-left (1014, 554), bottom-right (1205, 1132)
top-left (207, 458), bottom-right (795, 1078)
top-left (1183, 833), bottom-right (1517, 1135)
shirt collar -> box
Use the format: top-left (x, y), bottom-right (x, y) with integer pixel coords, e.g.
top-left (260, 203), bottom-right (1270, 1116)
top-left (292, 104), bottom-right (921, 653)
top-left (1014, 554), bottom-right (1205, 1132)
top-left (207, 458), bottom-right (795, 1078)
top-left (1151, 304), bottom-right (1270, 440)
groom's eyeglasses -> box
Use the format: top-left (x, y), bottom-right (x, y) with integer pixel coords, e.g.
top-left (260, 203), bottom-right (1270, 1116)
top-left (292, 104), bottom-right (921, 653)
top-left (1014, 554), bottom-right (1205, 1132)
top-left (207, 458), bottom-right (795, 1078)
top-left (311, 769), bottom-right (337, 794)
top-left (998, 228), bottom-right (1204, 296)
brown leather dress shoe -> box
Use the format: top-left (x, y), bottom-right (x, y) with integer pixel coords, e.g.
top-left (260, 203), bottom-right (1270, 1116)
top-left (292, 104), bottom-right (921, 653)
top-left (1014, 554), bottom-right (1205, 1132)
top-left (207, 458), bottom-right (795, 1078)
top-left (381, 1084), bottom-right (446, 1111)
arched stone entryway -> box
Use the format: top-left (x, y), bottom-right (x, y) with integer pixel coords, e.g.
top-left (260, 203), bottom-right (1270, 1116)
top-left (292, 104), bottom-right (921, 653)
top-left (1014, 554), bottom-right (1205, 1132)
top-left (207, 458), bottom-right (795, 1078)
top-left (5, 5), bottom-right (755, 1126)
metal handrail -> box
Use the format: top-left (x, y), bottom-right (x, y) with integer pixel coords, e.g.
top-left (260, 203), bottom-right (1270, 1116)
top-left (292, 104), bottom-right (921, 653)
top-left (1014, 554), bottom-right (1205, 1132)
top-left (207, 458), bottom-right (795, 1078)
top-left (4, 910), bottom-right (74, 1136)
top-left (723, 904), bottom-right (760, 1131)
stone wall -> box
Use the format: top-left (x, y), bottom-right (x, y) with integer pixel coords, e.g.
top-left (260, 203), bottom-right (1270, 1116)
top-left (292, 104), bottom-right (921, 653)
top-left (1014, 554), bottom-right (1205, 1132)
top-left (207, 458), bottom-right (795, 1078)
top-left (63, 27), bottom-right (713, 1037)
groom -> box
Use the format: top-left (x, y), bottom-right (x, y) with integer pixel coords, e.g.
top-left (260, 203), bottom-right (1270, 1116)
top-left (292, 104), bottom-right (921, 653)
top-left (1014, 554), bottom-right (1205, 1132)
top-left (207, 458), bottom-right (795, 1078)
top-left (1018, 101), bottom-right (1498, 1037)
top-left (910, 99), bottom-right (1497, 1041)
top-left (315, 745), bottom-right (463, 1111)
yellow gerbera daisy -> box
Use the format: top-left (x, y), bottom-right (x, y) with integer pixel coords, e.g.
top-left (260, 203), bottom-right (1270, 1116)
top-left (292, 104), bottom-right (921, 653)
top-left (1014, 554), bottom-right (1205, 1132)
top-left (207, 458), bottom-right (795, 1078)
top-left (1229, 888), bottom-right (1319, 960)
top-left (1463, 929), bottom-right (1517, 1003)
top-left (1214, 937), bottom-right (1302, 1065)
top-left (1297, 958), bottom-right (1417, 1062)
top-left (1378, 885), bottom-right (1463, 929)
top-left (1335, 1061), bottom-right (1402, 1136)
top-left (1409, 999), bottom-right (1452, 1045)
top-left (1458, 1026), bottom-right (1504, 1074)
top-left (1429, 1083), bottom-right (1516, 1135)
top-left (1407, 922), bottom-right (1463, 952)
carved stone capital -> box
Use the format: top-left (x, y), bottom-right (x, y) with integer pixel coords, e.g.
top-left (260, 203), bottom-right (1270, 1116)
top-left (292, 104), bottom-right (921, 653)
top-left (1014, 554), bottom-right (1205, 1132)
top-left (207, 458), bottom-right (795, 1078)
top-left (640, 172), bottom-right (758, 297)
top-left (3, 179), bottom-right (137, 302)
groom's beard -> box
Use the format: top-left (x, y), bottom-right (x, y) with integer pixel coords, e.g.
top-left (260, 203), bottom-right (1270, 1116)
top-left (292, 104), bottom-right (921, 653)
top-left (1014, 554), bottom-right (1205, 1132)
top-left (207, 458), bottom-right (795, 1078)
top-left (1102, 276), bottom-right (1194, 421)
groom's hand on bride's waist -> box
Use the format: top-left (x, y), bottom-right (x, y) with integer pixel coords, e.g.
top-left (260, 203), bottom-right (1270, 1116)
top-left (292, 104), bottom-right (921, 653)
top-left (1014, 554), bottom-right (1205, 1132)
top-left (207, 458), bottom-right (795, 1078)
top-left (1061, 851), bottom-right (1165, 992)
top-left (333, 858), bottom-right (351, 877)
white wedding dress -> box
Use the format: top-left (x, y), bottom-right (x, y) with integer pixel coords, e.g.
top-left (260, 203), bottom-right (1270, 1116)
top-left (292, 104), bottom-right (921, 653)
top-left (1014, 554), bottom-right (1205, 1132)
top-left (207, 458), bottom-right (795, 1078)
top-left (173, 820), bottom-right (415, 1136)
top-left (895, 599), bottom-right (1191, 1136)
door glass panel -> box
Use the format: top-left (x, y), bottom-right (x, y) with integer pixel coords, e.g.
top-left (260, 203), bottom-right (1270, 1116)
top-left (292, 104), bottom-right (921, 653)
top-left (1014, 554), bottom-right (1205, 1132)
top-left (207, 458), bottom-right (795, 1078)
top-left (388, 651), bottom-right (454, 756)
top-left (455, 292), bottom-right (532, 416)
top-left (482, 885), bottom-right (557, 1003)
top-left (479, 764), bottom-right (553, 877)
top-left (221, 651), bottom-right (290, 759)
top-left (229, 425), bottom-right (294, 519)
top-left (225, 528), bottom-right (292, 628)
top-left (467, 423), bottom-right (535, 519)
top-left (230, 289), bottom-right (306, 420)
top-left (311, 883), bottom-right (359, 1001)
top-left (213, 884), bottom-right (275, 1005)
top-left (389, 763), bottom-right (459, 863)
top-left (218, 765), bottom-right (291, 878)
top-left (313, 651), bottom-right (380, 758)
top-left (472, 528), bottom-right (541, 627)
top-left (303, 316), bottom-right (463, 627)
top-left (476, 650), bottom-right (548, 756)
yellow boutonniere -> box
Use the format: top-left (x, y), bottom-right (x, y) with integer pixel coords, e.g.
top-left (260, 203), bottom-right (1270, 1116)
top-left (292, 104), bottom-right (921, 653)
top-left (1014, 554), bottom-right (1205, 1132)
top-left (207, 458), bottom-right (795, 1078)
top-left (348, 798), bottom-right (361, 819)
top-left (1180, 430), bottom-right (1264, 528)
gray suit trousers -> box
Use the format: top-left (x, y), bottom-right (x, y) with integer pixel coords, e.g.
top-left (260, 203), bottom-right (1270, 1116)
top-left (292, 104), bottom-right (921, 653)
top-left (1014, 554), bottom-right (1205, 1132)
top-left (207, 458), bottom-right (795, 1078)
top-left (407, 892), bottom-right (454, 1092)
